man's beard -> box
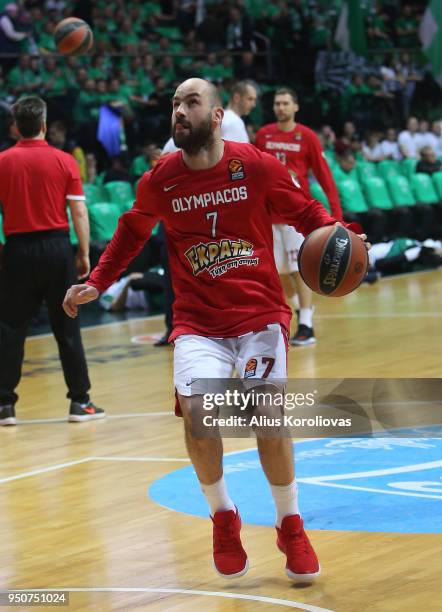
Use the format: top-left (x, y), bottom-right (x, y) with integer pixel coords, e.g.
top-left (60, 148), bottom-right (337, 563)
top-left (172, 113), bottom-right (214, 155)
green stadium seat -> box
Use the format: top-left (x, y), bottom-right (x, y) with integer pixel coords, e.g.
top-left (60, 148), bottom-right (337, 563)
top-left (386, 175), bottom-right (416, 207)
top-left (410, 173), bottom-right (439, 205)
top-left (336, 178), bottom-right (369, 213)
top-left (0, 213), bottom-right (5, 243)
top-left (400, 158), bottom-right (417, 179)
top-left (119, 198), bottom-right (134, 213)
top-left (377, 160), bottom-right (401, 181)
top-left (361, 176), bottom-right (394, 210)
top-left (432, 172), bottom-right (442, 199)
top-left (82, 183), bottom-right (106, 206)
top-left (104, 181), bottom-right (134, 206)
top-left (309, 181), bottom-right (331, 214)
top-left (356, 162), bottom-right (378, 183)
top-left (67, 208), bottom-right (78, 246)
top-left (88, 202), bottom-right (121, 241)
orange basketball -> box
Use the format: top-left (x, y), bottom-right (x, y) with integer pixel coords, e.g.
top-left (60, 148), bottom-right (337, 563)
top-left (54, 17), bottom-right (93, 56)
top-left (298, 225), bottom-right (368, 297)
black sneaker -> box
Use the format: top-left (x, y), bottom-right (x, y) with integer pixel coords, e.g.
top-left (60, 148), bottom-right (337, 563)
top-left (290, 324), bottom-right (316, 347)
top-left (69, 401), bottom-right (106, 422)
top-left (0, 404), bottom-right (16, 426)
top-left (154, 330), bottom-right (172, 347)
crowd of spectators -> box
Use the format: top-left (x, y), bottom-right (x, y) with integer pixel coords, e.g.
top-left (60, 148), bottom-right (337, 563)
top-left (0, 0), bottom-right (441, 201)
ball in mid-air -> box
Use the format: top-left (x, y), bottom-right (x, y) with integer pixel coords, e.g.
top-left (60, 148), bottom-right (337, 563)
top-left (54, 17), bottom-right (93, 56)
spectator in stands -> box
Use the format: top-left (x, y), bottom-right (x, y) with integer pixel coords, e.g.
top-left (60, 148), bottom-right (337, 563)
top-left (7, 54), bottom-right (33, 98)
top-left (416, 147), bottom-right (442, 175)
top-left (48, 120), bottom-right (87, 181)
top-left (225, 6), bottom-right (254, 53)
top-left (415, 119), bottom-right (433, 153)
top-left (342, 73), bottom-right (371, 116)
top-left (398, 116), bottom-right (420, 158)
top-left (85, 152), bottom-right (98, 184)
top-left (393, 52), bottom-right (422, 118)
top-left (131, 142), bottom-right (160, 179)
top-left (235, 51), bottom-right (260, 81)
top-left (380, 127), bottom-right (402, 160)
top-left (40, 56), bottom-right (69, 121)
top-left (395, 4), bottom-right (419, 49)
top-left (0, 4), bottom-right (29, 72)
top-left (0, 101), bottom-right (19, 151)
top-left (196, 7), bottom-right (225, 52)
top-left (335, 121), bottom-right (361, 157)
top-left (318, 125), bottom-right (336, 152)
top-left (37, 19), bottom-right (57, 53)
top-left (362, 131), bottom-right (386, 162)
top-left (366, 7), bottom-right (393, 49)
top-left (103, 152), bottom-right (133, 184)
top-left (427, 120), bottom-right (442, 157)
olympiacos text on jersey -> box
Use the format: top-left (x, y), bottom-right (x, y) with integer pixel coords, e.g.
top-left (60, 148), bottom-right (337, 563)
top-left (254, 123), bottom-right (342, 221)
top-left (87, 141), bottom-right (352, 339)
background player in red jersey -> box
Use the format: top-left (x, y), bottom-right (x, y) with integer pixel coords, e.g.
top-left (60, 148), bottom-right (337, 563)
top-left (63, 78), bottom-right (367, 583)
top-left (255, 89), bottom-right (344, 347)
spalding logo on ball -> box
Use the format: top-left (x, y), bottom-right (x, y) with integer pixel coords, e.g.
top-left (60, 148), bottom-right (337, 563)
top-left (54, 17), bottom-right (93, 56)
top-left (298, 225), bottom-right (368, 297)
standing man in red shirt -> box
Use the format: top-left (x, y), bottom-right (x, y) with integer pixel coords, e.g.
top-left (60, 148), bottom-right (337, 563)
top-left (255, 88), bottom-right (343, 346)
top-left (64, 78), bottom-right (367, 582)
top-left (0, 96), bottom-right (104, 425)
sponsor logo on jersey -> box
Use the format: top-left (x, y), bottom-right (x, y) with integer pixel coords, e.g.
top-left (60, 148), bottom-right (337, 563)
top-left (172, 186), bottom-right (247, 212)
top-left (185, 238), bottom-right (259, 277)
top-left (265, 142), bottom-right (301, 152)
top-left (228, 158), bottom-right (245, 180)
top-left (244, 358), bottom-right (257, 378)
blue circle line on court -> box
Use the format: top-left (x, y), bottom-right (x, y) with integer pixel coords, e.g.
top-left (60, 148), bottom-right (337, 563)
top-left (149, 434), bottom-right (442, 533)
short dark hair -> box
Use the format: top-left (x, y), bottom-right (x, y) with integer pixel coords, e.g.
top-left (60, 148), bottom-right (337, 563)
top-left (206, 81), bottom-right (222, 107)
top-left (230, 80), bottom-right (257, 99)
top-left (12, 96), bottom-right (46, 138)
top-left (274, 88), bottom-right (298, 103)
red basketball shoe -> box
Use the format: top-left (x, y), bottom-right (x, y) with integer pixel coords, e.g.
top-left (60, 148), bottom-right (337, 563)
top-left (276, 514), bottom-right (321, 581)
top-left (212, 508), bottom-right (249, 578)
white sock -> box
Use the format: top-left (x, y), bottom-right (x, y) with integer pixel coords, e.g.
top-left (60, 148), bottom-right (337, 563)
top-left (270, 479), bottom-right (300, 527)
top-left (404, 246), bottom-right (421, 262)
top-left (291, 294), bottom-right (300, 311)
top-left (299, 307), bottom-right (313, 328)
top-left (201, 476), bottom-right (235, 516)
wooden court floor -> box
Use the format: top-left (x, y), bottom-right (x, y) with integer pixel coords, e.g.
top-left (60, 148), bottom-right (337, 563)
top-left (1, 270), bottom-right (441, 611)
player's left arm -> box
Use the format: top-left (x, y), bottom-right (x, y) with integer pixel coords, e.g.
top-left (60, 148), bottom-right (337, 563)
top-left (264, 153), bottom-right (367, 245)
top-left (308, 131), bottom-right (343, 221)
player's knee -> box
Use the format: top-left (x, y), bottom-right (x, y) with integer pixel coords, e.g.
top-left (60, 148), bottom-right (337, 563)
top-left (179, 394), bottom-right (210, 437)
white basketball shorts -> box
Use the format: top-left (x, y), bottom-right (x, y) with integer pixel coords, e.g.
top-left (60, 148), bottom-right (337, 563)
top-left (272, 224), bottom-right (304, 274)
top-left (174, 323), bottom-right (288, 397)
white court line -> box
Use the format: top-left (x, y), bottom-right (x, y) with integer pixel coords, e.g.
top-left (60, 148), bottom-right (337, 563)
top-left (27, 314), bottom-right (163, 340)
top-left (0, 456), bottom-right (190, 485)
top-left (302, 480), bottom-right (442, 501)
top-left (0, 458), bottom-right (92, 484)
top-left (299, 459), bottom-right (442, 482)
top-left (1, 588), bottom-right (335, 611)
top-left (92, 456), bottom-right (189, 463)
top-left (16, 412), bottom-right (171, 425)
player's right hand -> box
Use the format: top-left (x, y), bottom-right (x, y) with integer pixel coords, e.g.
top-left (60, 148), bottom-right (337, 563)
top-left (63, 284), bottom-right (99, 318)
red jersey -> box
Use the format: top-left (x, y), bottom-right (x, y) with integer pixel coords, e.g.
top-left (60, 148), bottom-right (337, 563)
top-left (87, 141), bottom-right (349, 340)
top-left (0, 139), bottom-right (84, 236)
top-left (255, 122), bottom-right (342, 221)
